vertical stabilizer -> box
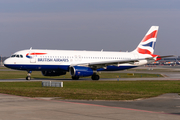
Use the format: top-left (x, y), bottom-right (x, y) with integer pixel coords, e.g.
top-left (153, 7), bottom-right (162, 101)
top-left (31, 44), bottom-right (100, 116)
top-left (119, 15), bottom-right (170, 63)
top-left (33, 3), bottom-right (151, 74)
top-left (132, 26), bottom-right (159, 55)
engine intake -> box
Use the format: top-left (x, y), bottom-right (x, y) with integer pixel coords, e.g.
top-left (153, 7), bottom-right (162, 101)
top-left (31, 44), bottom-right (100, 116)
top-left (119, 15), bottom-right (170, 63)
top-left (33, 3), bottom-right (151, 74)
top-left (41, 70), bottom-right (66, 76)
top-left (70, 66), bottom-right (93, 77)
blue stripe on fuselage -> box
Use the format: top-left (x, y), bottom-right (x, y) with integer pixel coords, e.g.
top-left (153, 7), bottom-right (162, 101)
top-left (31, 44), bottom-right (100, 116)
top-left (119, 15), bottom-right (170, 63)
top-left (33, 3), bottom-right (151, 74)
top-left (4, 64), bottom-right (69, 71)
top-left (4, 64), bottom-right (137, 71)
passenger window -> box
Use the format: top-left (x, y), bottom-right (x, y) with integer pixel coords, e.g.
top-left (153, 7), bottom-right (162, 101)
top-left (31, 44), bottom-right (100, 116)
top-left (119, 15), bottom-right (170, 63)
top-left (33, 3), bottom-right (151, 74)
top-left (16, 55), bottom-right (20, 58)
top-left (20, 55), bottom-right (23, 58)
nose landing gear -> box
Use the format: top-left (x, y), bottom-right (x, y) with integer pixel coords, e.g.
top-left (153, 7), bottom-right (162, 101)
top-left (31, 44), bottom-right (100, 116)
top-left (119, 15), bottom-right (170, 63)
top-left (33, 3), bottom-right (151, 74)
top-left (26, 71), bottom-right (32, 80)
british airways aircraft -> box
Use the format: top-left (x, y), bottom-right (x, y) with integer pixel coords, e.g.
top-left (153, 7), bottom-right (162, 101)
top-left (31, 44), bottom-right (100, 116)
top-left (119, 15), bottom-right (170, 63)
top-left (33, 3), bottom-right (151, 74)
top-left (4, 26), bottom-right (171, 80)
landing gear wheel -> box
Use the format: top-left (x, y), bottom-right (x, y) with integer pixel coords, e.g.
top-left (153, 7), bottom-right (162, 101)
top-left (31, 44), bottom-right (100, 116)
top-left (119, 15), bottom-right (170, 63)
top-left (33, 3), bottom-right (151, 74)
top-left (91, 74), bottom-right (100, 80)
top-left (26, 76), bottom-right (31, 80)
top-left (72, 76), bottom-right (79, 80)
top-left (26, 71), bottom-right (32, 80)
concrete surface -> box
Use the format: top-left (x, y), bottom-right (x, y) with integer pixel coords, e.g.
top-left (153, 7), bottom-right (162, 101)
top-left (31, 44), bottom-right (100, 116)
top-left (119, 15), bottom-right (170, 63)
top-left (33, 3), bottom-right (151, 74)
top-left (0, 93), bottom-right (180, 120)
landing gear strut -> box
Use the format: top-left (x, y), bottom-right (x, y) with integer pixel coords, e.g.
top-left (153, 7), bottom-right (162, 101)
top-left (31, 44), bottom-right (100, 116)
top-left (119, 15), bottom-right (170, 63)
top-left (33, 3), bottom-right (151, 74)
top-left (91, 74), bottom-right (100, 80)
top-left (26, 71), bottom-right (32, 80)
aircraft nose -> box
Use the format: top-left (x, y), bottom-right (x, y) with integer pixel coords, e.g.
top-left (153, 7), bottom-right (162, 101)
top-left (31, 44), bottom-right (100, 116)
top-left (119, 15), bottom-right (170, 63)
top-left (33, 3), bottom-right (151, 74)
top-left (3, 59), bottom-right (7, 65)
top-left (3, 58), bottom-right (11, 66)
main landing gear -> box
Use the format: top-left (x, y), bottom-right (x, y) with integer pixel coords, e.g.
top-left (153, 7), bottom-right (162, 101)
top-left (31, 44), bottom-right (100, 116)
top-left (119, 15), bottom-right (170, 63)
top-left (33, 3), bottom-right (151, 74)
top-left (91, 74), bottom-right (100, 80)
top-left (71, 74), bottom-right (100, 80)
top-left (26, 71), bottom-right (32, 80)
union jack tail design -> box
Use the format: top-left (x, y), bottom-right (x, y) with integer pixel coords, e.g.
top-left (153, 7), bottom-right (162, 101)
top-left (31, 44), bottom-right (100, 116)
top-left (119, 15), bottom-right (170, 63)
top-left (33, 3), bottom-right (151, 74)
top-left (132, 26), bottom-right (159, 55)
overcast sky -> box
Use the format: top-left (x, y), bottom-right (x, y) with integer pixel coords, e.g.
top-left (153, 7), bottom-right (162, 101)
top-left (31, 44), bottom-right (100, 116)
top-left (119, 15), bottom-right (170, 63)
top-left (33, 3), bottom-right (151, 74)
top-left (1, 0), bottom-right (180, 56)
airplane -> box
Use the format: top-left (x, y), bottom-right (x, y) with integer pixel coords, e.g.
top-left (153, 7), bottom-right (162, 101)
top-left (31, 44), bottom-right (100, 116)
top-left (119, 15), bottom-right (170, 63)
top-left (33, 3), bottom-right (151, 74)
top-left (4, 26), bottom-right (173, 80)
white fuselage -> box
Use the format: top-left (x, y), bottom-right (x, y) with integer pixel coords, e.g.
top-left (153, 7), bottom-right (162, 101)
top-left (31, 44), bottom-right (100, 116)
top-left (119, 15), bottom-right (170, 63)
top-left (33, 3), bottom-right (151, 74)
top-left (4, 49), bottom-right (152, 72)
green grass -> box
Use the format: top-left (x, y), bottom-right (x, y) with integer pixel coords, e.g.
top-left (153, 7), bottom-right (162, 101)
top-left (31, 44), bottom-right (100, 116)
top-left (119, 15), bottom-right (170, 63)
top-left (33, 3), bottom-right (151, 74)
top-left (0, 71), bottom-right (162, 79)
top-left (0, 81), bottom-right (180, 100)
top-left (0, 68), bottom-right (172, 100)
top-left (0, 66), bottom-right (8, 69)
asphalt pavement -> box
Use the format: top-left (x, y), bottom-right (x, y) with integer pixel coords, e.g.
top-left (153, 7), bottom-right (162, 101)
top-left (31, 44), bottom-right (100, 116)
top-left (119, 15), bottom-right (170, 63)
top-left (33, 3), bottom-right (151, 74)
top-left (0, 93), bottom-right (180, 120)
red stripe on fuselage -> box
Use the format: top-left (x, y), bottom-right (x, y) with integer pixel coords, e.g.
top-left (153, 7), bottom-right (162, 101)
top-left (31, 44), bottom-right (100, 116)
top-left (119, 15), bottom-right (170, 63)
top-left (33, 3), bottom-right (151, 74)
top-left (26, 53), bottom-right (47, 56)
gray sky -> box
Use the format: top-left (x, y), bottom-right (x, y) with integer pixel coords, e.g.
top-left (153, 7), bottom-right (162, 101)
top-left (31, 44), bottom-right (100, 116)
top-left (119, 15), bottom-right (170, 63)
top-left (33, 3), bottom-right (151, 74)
top-left (1, 0), bottom-right (180, 56)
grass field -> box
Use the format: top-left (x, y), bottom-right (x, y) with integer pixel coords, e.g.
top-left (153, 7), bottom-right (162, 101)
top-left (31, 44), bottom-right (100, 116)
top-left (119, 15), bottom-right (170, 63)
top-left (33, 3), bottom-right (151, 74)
top-left (0, 71), bottom-right (162, 79)
top-left (0, 81), bottom-right (180, 100)
top-left (1, 67), bottom-right (177, 100)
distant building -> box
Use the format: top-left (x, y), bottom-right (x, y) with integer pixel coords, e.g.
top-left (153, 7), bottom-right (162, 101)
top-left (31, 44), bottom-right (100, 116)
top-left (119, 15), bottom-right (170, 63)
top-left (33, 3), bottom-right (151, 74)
top-left (147, 57), bottom-right (180, 66)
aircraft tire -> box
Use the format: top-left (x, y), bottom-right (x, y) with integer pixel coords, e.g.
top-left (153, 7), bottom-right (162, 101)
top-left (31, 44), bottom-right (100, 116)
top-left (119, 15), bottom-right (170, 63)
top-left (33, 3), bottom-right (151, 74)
top-left (26, 76), bottom-right (31, 80)
top-left (91, 75), bottom-right (100, 80)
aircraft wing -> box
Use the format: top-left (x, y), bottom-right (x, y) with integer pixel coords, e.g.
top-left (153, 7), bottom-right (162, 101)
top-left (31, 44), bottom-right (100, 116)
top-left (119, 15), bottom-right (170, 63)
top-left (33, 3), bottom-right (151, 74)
top-left (71, 57), bottom-right (151, 70)
top-left (71, 55), bottom-right (174, 70)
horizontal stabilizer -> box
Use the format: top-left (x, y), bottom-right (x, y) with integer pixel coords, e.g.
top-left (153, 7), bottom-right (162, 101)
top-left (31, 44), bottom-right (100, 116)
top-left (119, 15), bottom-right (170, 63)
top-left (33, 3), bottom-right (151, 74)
top-left (157, 55), bottom-right (175, 59)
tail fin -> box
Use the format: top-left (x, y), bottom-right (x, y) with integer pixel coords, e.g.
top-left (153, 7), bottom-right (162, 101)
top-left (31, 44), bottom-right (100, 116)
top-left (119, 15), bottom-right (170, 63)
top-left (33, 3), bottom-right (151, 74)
top-left (132, 26), bottom-right (159, 54)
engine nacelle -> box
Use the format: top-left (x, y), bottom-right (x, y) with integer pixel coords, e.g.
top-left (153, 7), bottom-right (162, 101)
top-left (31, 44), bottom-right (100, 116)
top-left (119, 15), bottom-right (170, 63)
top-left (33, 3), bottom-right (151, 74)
top-left (41, 70), bottom-right (66, 76)
top-left (69, 66), bottom-right (93, 77)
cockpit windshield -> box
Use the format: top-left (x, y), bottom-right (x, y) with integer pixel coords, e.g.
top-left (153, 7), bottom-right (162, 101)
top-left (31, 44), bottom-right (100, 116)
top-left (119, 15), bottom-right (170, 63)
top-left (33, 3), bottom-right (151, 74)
top-left (11, 54), bottom-right (23, 58)
top-left (11, 55), bottom-right (16, 57)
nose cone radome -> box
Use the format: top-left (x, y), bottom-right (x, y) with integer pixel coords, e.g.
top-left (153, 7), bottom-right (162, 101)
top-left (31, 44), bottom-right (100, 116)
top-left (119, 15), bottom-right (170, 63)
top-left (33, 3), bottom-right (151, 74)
top-left (3, 58), bottom-right (12, 67)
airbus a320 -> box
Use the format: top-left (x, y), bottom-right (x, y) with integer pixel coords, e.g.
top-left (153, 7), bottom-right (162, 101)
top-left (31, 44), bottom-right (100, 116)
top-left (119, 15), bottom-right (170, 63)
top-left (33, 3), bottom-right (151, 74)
top-left (4, 26), bottom-right (172, 80)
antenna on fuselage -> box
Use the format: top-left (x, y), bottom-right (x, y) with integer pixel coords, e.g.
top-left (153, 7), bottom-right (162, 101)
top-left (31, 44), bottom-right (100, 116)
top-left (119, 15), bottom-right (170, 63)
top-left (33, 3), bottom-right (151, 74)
top-left (29, 47), bottom-right (32, 56)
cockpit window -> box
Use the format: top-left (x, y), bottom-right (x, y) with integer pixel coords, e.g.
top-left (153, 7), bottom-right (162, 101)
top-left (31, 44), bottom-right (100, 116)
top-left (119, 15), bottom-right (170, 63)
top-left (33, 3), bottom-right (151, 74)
top-left (11, 54), bottom-right (23, 58)
top-left (11, 55), bottom-right (16, 57)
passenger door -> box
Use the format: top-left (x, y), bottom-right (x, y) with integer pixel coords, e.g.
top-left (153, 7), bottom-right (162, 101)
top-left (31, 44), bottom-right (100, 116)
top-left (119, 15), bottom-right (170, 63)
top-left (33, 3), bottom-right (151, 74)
top-left (30, 51), bottom-right (36, 63)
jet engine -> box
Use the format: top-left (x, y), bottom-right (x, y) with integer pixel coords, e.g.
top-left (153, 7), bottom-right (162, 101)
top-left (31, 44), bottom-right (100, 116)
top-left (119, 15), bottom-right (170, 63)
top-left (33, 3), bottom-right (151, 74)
top-left (69, 66), bottom-right (93, 77)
